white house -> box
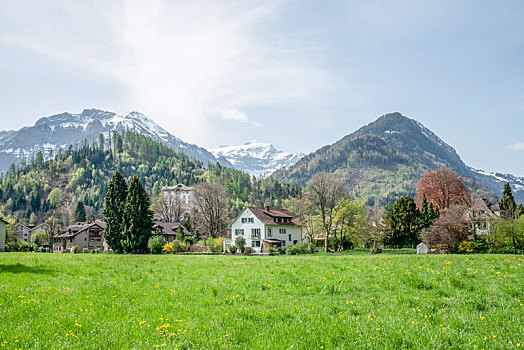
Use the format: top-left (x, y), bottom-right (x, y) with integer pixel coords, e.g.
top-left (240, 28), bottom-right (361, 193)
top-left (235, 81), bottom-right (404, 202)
top-left (0, 217), bottom-right (7, 252)
top-left (226, 206), bottom-right (303, 253)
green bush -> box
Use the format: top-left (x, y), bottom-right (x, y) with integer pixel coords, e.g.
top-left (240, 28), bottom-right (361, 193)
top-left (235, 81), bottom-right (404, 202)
top-left (148, 235), bottom-right (165, 254)
top-left (82, 248), bottom-right (90, 254)
top-left (73, 245), bottom-right (81, 254)
top-left (15, 240), bottom-right (32, 252)
top-left (268, 247), bottom-right (279, 255)
top-left (235, 236), bottom-right (246, 254)
top-left (227, 245), bottom-right (237, 254)
top-left (285, 243), bottom-right (312, 255)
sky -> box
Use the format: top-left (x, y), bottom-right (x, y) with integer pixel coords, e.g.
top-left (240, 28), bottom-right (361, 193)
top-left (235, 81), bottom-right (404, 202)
top-left (0, 0), bottom-right (523, 176)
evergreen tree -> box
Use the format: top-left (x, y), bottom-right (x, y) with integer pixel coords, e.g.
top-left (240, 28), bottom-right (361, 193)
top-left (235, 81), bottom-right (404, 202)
top-left (121, 176), bottom-right (153, 254)
top-left (384, 196), bottom-right (420, 248)
top-left (104, 172), bottom-right (128, 253)
top-left (418, 195), bottom-right (439, 229)
top-left (73, 201), bottom-right (87, 223)
top-left (176, 225), bottom-right (185, 242)
top-left (499, 183), bottom-right (517, 218)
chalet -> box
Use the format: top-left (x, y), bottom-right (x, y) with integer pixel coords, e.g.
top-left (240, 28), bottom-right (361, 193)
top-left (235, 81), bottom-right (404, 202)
top-left (225, 206), bottom-right (303, 253)
top-left (468, 198), bottom-right (501, 235)
top-left (54, 221), bottom-right (108, 253)
top-left (13, 223), bottom-right (32, 243)
top-left (153, 221), bottom-right (192, 242)
top-left (0, 217), bottom-right (7, 252)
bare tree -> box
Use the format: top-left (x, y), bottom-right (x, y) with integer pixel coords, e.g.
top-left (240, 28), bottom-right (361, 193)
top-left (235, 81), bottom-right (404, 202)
top-left (307, 172), bottom-right (347, 252)
top-left (421, 205), bottom-right (471, 253)
top-left (289, 195), bottom-right (322, 243)
top-left (193, 182), bottom-right (229, 238)
top-left (44, 216), bottom-right (61, 252)
top-left (153, 193), bottom-right (186, 223)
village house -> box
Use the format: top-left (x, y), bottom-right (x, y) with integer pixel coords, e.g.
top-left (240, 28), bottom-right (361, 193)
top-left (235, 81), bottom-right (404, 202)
top-left (225, 206), bottom-right (303, 253)
top-left (153, 221), bottom-right (192, 242)
top-left (160, 184), bottom-right (195, 208)
top-left (13, 223), bottom-right (32, 243)
top-left (0, 217), bottom-right (7, 252)
top-left (467, 198), bottom-right (501, 235)
top-left (54, 221), bottom-right (108, 253)
top-left (29, 222), bottom-right (50, 243)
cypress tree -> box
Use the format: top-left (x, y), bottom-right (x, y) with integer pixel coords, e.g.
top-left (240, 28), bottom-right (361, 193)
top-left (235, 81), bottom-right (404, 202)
top-left (122, 176), bottom-right (153, 254)
top-left (104, 171), bottom-right (128, 253)
top-left (73, 201), bottom-right (87, 223)
top-left (499, 183), bottom-right (517, 218)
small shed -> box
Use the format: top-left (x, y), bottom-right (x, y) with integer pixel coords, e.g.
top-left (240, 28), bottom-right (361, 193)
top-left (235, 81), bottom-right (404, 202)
top-left (417, 243), bottom-right (428, 254)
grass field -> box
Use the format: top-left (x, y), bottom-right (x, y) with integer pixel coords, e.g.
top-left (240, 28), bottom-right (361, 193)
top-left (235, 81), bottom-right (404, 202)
top-left (0, 253), bottom-right (523, 349)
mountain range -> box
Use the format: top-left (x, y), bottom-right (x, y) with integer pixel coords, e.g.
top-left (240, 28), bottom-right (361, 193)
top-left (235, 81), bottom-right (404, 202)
top-left (210, 141), bottom-right (304, 178)
top-left (1, 109), bottom-right (523, 205)
top-left (0, 109), bottom-right (232, 171)
top-left (274, 112), bottom-right (524, 205)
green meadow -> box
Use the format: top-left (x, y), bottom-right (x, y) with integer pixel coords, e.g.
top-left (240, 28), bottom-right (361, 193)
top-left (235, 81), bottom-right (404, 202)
top-left (0, 253), bottom-right (523, 349)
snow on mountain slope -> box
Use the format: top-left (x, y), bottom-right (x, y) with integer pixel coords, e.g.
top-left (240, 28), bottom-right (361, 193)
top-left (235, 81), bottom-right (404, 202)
top-left (210, 141), bottom-right (304, 178)
top-left (0, 109), bottom-right (230, 171)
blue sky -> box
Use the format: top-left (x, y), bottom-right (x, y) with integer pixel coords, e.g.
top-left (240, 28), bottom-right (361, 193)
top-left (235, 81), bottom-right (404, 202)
top-left (1, 0), bottom-right (523, 176)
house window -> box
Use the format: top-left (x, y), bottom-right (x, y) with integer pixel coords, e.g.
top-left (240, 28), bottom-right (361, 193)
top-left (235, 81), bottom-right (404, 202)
top-left (268, 228), bottom-right (272, 237)
top-left (293, 240), bottom-right (298, 245)
top-left (251, 240), bottom-right (261, 247)
top-left (251, 228), bottom-right (261, 239)
top-left (279, 228), bottom-right (286, 235)
top-left (235, 229), bottom-right (244, 236)
top-left (241, 218), bottom-right (254, 224)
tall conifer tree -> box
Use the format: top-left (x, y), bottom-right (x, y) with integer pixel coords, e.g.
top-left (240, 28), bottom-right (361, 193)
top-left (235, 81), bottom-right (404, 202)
top-left (104, 171), bottom-right (128, 253)
top-left (499, 183), bottom-right (517, 218)
top-left (122, 176), bottom-right (153, 254)
top-left (73, 201), bottom-right (87, 223)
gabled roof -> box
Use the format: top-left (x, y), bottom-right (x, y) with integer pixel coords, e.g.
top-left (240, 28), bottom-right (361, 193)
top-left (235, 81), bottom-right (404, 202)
top-left (246, 206), bottom-right (300, 227)
top-left (56, 221), bottom-right (106, 238)
top-left (161, 184), bottom-right (194, 192)
top-left (469, 199), bottom-right (499, 220)
top-left (0, 217), bottom-right (8, 225)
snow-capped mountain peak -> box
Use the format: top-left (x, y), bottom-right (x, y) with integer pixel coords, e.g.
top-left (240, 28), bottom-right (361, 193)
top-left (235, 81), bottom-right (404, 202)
top-left (210, 141), bottom-right (304, 178)
top-left (0, 109), bottom-right (230, 171)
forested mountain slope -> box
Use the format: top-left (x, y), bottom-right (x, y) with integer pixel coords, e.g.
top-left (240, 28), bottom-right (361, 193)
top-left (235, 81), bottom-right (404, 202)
top-left (274, 113), bottom-right (509, 206)
top-left (0, 132), bottom-right (300, 224)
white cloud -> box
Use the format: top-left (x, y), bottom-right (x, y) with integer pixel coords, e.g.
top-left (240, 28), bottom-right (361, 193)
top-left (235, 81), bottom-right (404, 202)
top-left (220, 109), bottom-right (262, 127)
top-left (0, 0), bottom-right (333, 145)
top-left (510, 142), bottom-right (524, 151)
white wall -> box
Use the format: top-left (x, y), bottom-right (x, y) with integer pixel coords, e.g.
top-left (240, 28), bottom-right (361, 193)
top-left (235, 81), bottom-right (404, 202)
top-left (230, 208), bottom-right (303, 252)
top-left (0, 221), bottom-right (6, 252)
top-left (230, 208), bottom-right (265, 252)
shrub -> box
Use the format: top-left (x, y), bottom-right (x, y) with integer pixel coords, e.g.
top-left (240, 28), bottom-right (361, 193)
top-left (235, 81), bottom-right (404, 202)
top-left (285, 243), bottom-right (311, 255)
top-left (458, 241), bottom-right (473, 253)
top-left (228, 245), bottom-right (237, 254)
top-left (235, 236), bottom-right (246, 254)
top-left (163, 242), bottom-right (175, 254)
top-left (82, 248), bottom-right (90, 254)
top-left (214, 237), bottom-right (224, 253)
top-left (15, 240), bottom-right (32, 252)
top-left (73, 245), bottom-right (81, 254)
top-left (148, 235), bottom-right (165, 254)
top-left (268, 247), bottom-right (279, 255)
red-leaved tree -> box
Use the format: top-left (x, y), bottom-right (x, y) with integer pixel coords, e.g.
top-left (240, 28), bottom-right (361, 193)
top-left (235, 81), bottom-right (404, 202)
top-left (416, 168), bottom-right (471, 212)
